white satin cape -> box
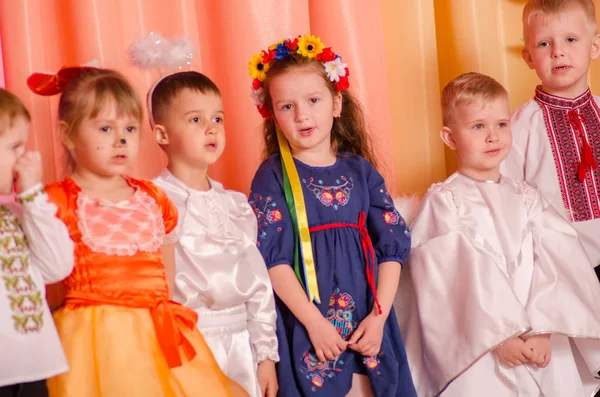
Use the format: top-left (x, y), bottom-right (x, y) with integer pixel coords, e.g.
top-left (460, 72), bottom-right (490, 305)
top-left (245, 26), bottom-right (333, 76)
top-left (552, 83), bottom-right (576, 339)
top-left (402, 173), bottom-right (600, 397)
top-left (153, 170), bottom-right (279, 397)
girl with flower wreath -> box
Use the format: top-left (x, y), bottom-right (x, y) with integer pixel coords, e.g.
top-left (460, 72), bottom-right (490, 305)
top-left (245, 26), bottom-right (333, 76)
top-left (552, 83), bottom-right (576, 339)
top-left (247, 35), bottom-right (417, 396)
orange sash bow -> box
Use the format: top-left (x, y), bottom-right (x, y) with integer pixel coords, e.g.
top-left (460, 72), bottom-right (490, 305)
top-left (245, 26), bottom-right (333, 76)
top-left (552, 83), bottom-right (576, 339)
top-left (65, 290), bottom-right (198, 369)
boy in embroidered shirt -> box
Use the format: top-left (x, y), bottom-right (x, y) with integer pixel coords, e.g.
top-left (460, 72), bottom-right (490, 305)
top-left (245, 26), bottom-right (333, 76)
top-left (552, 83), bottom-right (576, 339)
top-left (150, 71), bottom-right (279, 397)
top-left (501, 0), bottom-right (600, 281)
top-left (0, 89), bottom-right (73, 397)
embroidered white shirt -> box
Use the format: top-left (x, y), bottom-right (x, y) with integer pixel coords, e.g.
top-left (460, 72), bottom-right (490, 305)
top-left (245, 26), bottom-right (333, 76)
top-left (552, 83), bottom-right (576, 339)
top-left (0, 184), bottom-right (73, 387)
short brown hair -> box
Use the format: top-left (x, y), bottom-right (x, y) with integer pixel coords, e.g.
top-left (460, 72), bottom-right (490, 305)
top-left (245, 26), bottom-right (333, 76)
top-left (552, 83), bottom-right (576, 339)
top-left (0, 89), bottom-right (31, 135)
top-left (441, 72), bottom-right (508, 126)
top-left (523, 0), bottom-right (597, 42)
top-left (149, 71), bottom-right (221, 126)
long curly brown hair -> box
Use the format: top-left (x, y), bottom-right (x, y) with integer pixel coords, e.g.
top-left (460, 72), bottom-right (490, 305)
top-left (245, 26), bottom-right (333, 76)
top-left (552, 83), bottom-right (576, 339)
top-left (260, 54), bottom-right (377, 168)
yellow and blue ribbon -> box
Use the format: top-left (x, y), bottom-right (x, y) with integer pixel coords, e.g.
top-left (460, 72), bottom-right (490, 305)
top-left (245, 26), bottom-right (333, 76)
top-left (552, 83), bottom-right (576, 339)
top-left (277, 128), bottom-right (321, 304)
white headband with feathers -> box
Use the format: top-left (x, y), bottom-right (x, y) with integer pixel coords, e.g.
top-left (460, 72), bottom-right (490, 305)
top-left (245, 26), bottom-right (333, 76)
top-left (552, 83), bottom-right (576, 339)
top-left (128, 32), bottom-right (196, 128)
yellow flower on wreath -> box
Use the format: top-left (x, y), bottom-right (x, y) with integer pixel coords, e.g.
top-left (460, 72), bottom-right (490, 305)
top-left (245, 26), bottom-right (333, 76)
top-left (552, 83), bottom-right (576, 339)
top-left (248, 53), bottom-right (270, 81)
top-left (297, 35), bottom-right (324, 58)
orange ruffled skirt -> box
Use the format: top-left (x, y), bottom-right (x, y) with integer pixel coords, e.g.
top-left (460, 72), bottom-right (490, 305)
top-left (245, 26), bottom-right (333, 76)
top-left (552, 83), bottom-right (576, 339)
top-left (47, 305), bottom-right (248, 397)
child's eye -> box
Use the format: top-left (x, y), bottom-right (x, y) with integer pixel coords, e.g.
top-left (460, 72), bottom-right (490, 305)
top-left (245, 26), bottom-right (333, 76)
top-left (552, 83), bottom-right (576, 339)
top-left (281, 104), bottom-right (293, 111)
top-left (191, 117), bottom-right (200, 123)
top-left (126, 126), bottom-right (137, 133)
top-left (537, 41), bottom-right (549, 47)
top-left (310, 98), bottom-right (319, 104)
top-left (473, 123), bottom-right (485, 130)
top-left (101, 126), bottom-right (111, 132)
top-left (498, 122), bottom-right (508, 128)
top-left (567, 37), bottom-right (577, 43)
top-left (213, 117), bottom-right (223, 124)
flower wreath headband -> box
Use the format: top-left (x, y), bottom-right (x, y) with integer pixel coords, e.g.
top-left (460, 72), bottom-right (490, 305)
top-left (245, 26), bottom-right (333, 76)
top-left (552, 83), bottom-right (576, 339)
top-left (248, 34), bottom-right (349, 120)
top-left (245, 35), bottom-right (385, 312)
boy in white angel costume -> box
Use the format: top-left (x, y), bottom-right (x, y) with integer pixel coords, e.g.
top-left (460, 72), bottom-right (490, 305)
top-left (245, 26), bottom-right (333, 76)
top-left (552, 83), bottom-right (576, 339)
top-left (401, 73), bottom-right (600, 397)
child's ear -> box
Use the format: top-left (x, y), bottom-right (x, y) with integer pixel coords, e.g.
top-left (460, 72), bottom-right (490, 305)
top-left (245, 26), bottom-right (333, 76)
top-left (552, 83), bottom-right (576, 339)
top-left (154, 125), bottom-right (170, 145)
top-left (59, 121), bottom-right (75, 150)
top-left (440, 126), bottom-right (457, 151)
top-left (333, 92), bottom-right (343, 117)
top-left (591, 33), bottom-right (600, 60)
top-left (521, 46), bottom-right (536, 70)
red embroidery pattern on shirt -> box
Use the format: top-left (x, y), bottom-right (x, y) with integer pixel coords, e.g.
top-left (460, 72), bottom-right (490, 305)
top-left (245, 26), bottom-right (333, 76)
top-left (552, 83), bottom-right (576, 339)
top-left (535, 87), bottom-right (600, 222)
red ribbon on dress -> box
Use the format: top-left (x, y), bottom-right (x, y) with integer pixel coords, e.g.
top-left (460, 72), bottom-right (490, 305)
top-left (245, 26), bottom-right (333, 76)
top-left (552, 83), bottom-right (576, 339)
top-left (64, 290), bottom-right (198, 369)
top-left (309, 211), bottom-right (382, 314)
top-left (568, 109), bottom-right (598, 182)
top-left (27, 66), bottom-right (97, 96)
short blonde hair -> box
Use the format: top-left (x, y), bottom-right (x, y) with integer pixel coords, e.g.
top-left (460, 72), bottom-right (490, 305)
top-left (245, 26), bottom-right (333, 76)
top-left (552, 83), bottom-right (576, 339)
top-left (58, 68), bottom-right (143, 141)
top-left (0, 89), bottom-right (30, 136)
top-left (441, 72), bottom-right (508, 127)
top-left (523, 0), bottom-right (597, 42)
top-left (55, 68), bottom-right (142, 169)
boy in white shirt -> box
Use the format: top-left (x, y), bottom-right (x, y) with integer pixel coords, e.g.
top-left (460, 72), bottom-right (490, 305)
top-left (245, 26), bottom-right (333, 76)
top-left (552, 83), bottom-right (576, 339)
top-left (502, 0), bottom-right (600, 281)
top-left (150, 72), bottom-right (279, 397)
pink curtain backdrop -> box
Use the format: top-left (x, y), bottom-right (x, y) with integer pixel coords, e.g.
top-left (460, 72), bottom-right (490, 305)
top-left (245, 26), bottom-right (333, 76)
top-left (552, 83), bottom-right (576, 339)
top-left (0, 33), bottom-right (4, 88)
top-left (0, 0), bottom-right (446, 196)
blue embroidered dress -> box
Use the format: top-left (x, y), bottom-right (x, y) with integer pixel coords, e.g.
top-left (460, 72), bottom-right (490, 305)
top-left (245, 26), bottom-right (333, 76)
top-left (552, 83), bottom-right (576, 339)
top-left (249, 154), bottom-right (416, 397)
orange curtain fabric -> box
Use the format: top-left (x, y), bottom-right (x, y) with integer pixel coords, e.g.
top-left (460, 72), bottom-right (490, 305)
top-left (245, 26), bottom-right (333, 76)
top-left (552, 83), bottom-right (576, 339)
top-left (0, 0), bottom-right (445, 196)
top-left (5, 0), bottom-right (585, 195)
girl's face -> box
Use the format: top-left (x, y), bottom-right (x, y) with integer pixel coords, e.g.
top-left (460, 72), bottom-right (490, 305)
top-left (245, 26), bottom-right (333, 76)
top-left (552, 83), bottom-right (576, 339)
top-left (268, 67), bottom-right (342, 159)
top-left (66, 97), bottom-right (140, 178)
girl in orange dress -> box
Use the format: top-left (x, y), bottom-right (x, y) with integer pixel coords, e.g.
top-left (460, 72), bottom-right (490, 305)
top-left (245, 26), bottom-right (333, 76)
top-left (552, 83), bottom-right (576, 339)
top-left (26, 66), bottom-right (248, 397)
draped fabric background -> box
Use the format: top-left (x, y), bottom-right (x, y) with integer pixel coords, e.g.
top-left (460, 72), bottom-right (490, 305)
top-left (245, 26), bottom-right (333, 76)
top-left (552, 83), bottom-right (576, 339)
top-left (1, 0), bottom-right (599, 195)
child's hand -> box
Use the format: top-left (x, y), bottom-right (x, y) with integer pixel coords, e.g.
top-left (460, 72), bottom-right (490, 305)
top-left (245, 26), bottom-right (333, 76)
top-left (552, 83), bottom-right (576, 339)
top-left (347, 310), bottom-right (386, 357)
top-left (306, 315), bottom-right (348, 362)
top-left (257, 359), bottom-right (278, 397)
top-left (494, 336), bottom-right (533, 368)
top-left (14, 151), bottom-right (42, 193)
top-left (524, 334), bottom-right (551, 368)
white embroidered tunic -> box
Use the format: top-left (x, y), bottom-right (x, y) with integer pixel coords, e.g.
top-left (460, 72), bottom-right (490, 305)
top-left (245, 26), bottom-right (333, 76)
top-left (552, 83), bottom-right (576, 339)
top-left (502, 87), bottom-right (600, 267)
top-left (0, 185), bottom-right (73, 387)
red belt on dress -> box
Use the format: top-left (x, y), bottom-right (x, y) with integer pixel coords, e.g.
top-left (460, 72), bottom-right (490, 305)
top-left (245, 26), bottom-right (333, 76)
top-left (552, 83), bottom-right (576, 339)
top-left (309, 211), bottom-right (382, 314)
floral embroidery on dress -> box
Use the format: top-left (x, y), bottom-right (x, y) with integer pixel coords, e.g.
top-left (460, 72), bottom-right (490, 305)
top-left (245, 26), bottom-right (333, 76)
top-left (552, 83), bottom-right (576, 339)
top-left (300, 288), bottom-right (358, 391)
top-left (76, 189), bottom-right (165, 256)
top-left (301, 351), bottom-right (344, 391)
top-left (362, 355), bottom-right (382, 375)
top-left (249, 193), bottom-right (283, 246)
top-left (380, 188), bottom-right (409, 236)
top-left (303, 176), bottom-right (354, 210)
top-left (0, 205), bottom-right (44, 334)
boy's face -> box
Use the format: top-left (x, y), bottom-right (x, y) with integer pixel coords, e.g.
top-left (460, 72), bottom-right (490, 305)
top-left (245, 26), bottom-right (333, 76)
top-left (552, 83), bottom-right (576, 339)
top-left (155, 88), bottom-right (225, 169)
top-left (0, 117), bottom-right (29, 194)
top-left (522, 7), bottom-right (600, 98)
top-left (441, 96), bottom-right (512, 182)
